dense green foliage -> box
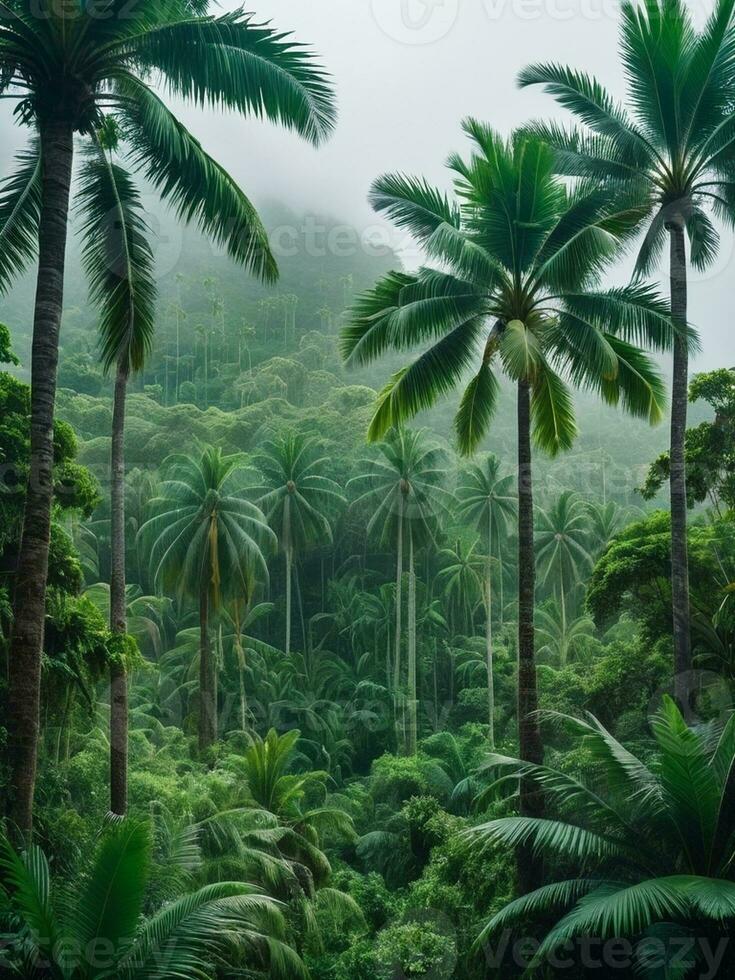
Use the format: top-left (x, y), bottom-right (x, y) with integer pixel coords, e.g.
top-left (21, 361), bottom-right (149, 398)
top-left (3, 251), bottom-right (733, 972)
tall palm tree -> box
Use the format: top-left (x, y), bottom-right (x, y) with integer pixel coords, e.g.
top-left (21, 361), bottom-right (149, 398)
top-left (535, 491), bottom-right (594, 632)
top-left (77, 139), bottom-right (156, 817)
top-left (348, 428), bottom-right (452, 755)
top-left (139, 447), bottom-right (275, 750)
top-left (472, 698), bottom-right (735, 975)
top-left (342, 123), bottom-right (672, 891)
top-left (436, 538), bottom-right (485, 635)
top-left (0, 0), bottom-right (335, 837)
top-left (355, 582), bottom-right (396, 688)
top-left (519, 0), bottom-right (735, 689)
top-left (0, 819), bottom-right (306, 979)
top-left (252, 433), bottom-right (345, 655)
top-left (456, 454), bottom-right (516, 746)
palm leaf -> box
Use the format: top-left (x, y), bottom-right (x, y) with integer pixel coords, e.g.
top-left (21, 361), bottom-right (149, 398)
top-left (117, 78), bottom-right (277, 281)
top-left (0, 138), bottom-right (42, 294)
top-left (454, 362), bottom-right (500, 456)
top-left (67, 820), bottom-right (151, 961)
top-left (531, 367), bottom-right (577, 456)
top-left (125, 9), bottom-right (336, 145)
top-left (76, 146), bottom-right (156, 373)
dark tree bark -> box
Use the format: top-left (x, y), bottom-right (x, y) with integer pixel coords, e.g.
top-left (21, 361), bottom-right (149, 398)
top-left (516, 380), bottom-right (544, 894)
top-left (199, 588), bottom-right (216, 750)
top-left (668, 221), bottom-right (691, 701)
top-left (109, 362), bottom-right (129, 816)
top-left (6, 120), bottom-right (74, 840)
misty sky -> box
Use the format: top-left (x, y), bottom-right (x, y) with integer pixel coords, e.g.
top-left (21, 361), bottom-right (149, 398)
top-left (1, 0), bottom-right (732, 369)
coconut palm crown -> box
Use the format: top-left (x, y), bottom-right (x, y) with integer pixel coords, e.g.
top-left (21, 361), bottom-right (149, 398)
top-left (341, 122), bottom-right (675, 456)
top-left (519, 0), bottom-right (735, 282)
top-left (0, 0), bottom-right (337, 362)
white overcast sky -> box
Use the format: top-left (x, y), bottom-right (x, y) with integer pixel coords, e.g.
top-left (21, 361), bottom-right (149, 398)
top-left (1, 0), bottom-right (731, 368)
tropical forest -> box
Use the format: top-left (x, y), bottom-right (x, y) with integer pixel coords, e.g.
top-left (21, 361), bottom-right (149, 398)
top-left (1, 0), bottom-right (735, 977)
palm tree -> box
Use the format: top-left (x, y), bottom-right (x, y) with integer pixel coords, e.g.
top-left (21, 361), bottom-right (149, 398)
top-left (456, 454), bottom-right (516, 746)
top-left (77, 139), bottom-right (156, 817)
top-left (0, 819), bottom-right (305, 978)
top-left (235, 728), bottom-right (356, 858)
top-left (535, 491), bottom-right (594, 633)
top-left (342, 123), bottom-right (672, 891)
top-left (169, 597), bottom-right (282, 735)
top-left (0, 0), bottom-right (335, 837)
top-left (535, 601), bottom-right (596, 667)
top-left (436, 538), bottom-right (485, 635)
top-left (355, 582), bottom-right (396, 687)
top-left (586, 499), bottom-right (628, 558)
top-left (139, 447), bottom-right (275, 750)
top-left (472, 698), bottom-right (735, 975)
top-left (253, 433), bottom-right (345, 655)
top-left (519, 0), bottom-right (735, 689)
top-left (348, 428), bottom-right (452, 754)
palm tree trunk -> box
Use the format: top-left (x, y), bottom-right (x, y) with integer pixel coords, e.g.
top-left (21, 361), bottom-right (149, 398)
top-left (559, 565), bottom-right (567, 668)
top-left (204, 331), bottom-right (209, 407)
top-left (6, 119), bottom-right (74, 840)
top-left (109, 362), bottom-right (129, 816)
top-left (237, 640), bottom-right (248, 732)
top-left (285, 545), bottom-right (293, 656)
top-left (499, 550), bottom-right (505, 627)
top-left (394, 498), bottom-right (404, 752)
top-left (175, 305), bottom-right (180, 403)
top-left (486, 524), bottom-right (495, 748)
top-left (199, 588), bottom-right (215, 750)
top-left (407, 529), bottom-right (417, 755)
top-left (517, 380), bottom-right (544, 894)
top-left (668, 221), bottom-right (691, 699)
top-left (294, 559), bottom-right (307, 652)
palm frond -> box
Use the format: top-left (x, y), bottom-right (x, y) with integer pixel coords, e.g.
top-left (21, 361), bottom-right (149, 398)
top-left (77, 145), bottom-right (156, 373)
top-left (125, 9), bottom-right (336, 145)
top-left (117, 78), bottom-right (277, 281)
top-left (0, 138), bottom-right (42, 294)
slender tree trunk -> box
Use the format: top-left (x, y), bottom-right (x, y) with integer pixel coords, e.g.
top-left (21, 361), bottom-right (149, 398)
top-left (394, 499), bottom-right (404, 752)
top-left (294, 559), bottom-right (307, 652)
top-left (175, 306), bottom-right (180, 403)
top-left (517, 381), bottom-right (544, 894)
top-left (407, 529), bottom-right (417, 755)
top-left (109, 362), bottom-right (129, 816)
top-left (215, 623), bottom-right (221, 738)
top-left (233, 607), bottom-right (248, 732)
top-left (199, 589), bottom-right (215, 750)
top-left (238, 659), bottom-right (248, 732)
top-left (668, 221), bottom-right (691, 701)
top-left (6, 120), bottom-right (74, 840)
top-left (285, 545), bottom-right (293, 656)
top-left (559, 565), bottom-right (567, 668)
top-left (486, 523), bottom-right (495, 748)
top-left (499, 551), bottom-right (505, 627)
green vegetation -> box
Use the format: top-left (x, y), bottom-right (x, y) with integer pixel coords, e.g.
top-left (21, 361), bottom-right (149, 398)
top-left (2, 0), bottom-right (735, 977)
